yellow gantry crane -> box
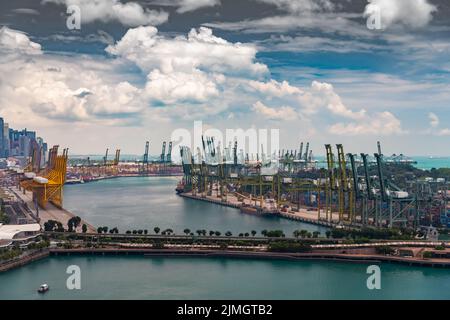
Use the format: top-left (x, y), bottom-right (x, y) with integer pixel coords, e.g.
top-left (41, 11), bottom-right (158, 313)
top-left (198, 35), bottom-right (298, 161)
top-left (20, 146), bottom-right (68, 209)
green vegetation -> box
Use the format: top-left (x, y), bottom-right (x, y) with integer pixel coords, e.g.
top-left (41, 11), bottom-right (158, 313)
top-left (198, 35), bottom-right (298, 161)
top-left (0, 249), bottom-right (21, 261)
top-left (97, 226), bottom-right (109, 234)
top-left (67, 216), bottom-right (82, 232)
top-left (375, 246), bottom-right (395, 255)
top-left (330, 227), bottom-right (414, 240)
top-left (0, 211), bottom-right (10, 224)
top-left (263, 230), bottom-right (285, 238)
top-left (293, 230), bottom-right (312, 239)
top-left (268, 242), bottom-right (312, 253)
top-left (44, 220), bottom-right (64, 232)
top-left (423, 251), bottom-right (433, 259)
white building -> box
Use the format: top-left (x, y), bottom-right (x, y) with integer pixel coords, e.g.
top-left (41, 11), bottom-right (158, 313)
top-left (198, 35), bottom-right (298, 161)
top-left (0, 223), bottom-right (41, 248)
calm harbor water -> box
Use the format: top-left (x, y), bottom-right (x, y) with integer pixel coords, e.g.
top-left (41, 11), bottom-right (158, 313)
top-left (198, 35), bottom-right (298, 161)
top-left (63, 176), bottom-right (327, 236)
top-left (1, 256), bottom-right (449, 300)
top-left (3, 176), bottom-right (449, 300)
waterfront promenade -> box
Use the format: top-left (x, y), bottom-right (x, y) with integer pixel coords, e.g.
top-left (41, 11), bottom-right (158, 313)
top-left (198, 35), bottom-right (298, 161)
top-left (32, 247), bottom-right (450, 268)
top-left (11, 186), bottom-right (96, 233)
top-left (2, 233), bottom-right (449, 272)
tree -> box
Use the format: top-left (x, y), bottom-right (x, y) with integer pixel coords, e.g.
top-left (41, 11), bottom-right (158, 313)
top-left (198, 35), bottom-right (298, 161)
top-left (82, 224), bottom-right (87, 233)
top-left (137, 230), bottom-right (143, 235)
top-left (215, 231), bottom-right (221, 237)
top-left (154, 227), bottom-right (160, 234)
top-left (184, 228), bottom-right (191, 235)
top-left (293, 230), bottom-right (300, 238)
top-left (225, 231), bottom-right (232, 237)
top-left (144, 229), bottom-right (148, 235)
top-left (325, 231), bottom-right (331, 239)
top-left (244, 232), bottom-right (249, 237)
top-left (265, 230), bottom-right (284, 238)
top-left (72, 216), bottom-right (81, 230)
top-left (261, 230), bottom-right (268, 237)
top-left (67, 218), bottom-right (74, 232)
top-left (312, 231), bottom-right (320, 238)
top-left (209, 230), bottom-right (215, 236)
top-left (132, 230), bottom-right (137, 235)
top-left (97, 227), bottom-right (103, 234)
top-left (196, 230), bottom-right (203, 236)
top-left (126, 230), bottom-right (131, 234)
top-left (251, 230), bottom-right (257, 237)
top-left (299, 230), bottom-right (308, 239)
top-left (56, 222), bottom-right (64, 232)
top-left (239, 233), bottom-right (243, 237)
top-left (102, 226), bottom-right (108, 233)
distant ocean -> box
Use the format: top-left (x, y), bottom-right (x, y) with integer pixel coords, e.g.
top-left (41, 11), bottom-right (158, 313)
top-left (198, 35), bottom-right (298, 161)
top-left (69, 155), bottom-right (450, 170)
top-left (412, 156), bottom-right (450, 170)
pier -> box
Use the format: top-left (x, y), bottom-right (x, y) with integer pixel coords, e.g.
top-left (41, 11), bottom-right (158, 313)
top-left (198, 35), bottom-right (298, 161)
top-left (179, 192), bottom-right (338, 228)
top-left (12, 186), bottom-right (96, 233)
top-left (0, 249), bottom-right (49, 272)
top-left (46, 247), bottom-right (450, 269)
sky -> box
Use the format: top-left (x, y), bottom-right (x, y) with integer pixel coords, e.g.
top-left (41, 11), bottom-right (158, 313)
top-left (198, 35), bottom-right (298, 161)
top-left (0, 0), bottom-right (449, 158)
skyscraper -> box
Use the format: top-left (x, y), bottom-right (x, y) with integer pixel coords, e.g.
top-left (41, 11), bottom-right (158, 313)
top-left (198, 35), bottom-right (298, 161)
top-left (0, 117), bottom-right (5, 158)
top-left (3, 122), bottom-right (9, 158)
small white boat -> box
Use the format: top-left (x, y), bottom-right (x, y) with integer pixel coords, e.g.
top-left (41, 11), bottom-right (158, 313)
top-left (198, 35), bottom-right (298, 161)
top-left (37, 284), bottom-right (49, 293)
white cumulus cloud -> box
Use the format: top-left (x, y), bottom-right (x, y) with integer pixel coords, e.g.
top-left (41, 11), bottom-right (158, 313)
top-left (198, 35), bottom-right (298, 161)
top-left (0, 27), bottom-right (42, 55)
top-left (145, 69), bottom-right (219, 104)
top-left (329, 111), bottom-right (404, 135)
top-left (363, 0), bottom-right (436, 29)
top-left (43, 0), bottom-right (169, 26)
top-left (106, 26), bottom-right (268, 76)
top-left (0, 28), bottom-right (143, 124)
top-left (176, 0), bottom-right (220, 13)
top-left (252, 101), bottom-right (298, 121)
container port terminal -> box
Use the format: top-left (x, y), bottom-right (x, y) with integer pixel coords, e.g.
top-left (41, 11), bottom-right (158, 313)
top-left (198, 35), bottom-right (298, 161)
top-left (177, 138), bottom-right (449, 230)
top-left (1, 135), bottom-right (449, 272)
top-left (1, 137), bottom-right (449, 231)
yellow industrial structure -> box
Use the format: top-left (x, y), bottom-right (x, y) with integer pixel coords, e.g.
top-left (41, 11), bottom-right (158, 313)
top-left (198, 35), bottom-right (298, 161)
top-left (20, 145), bottom-right (68, 209)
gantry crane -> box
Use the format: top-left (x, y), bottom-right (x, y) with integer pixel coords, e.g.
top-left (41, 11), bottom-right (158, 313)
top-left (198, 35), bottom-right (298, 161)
top-left (20, 146), bottom-right (68, 209)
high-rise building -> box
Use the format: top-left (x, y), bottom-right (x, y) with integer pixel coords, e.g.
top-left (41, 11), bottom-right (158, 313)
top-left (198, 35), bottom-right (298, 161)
top-left (0, 117), bottom-right (5, 158)
top-left (3, 122), bottom-right (9, 158)
top-left (0, 118), bottom-right (46, 160)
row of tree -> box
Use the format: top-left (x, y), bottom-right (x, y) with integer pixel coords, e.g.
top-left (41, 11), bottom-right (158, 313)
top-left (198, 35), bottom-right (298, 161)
top-left (94, 227), bottom-right (326, 239)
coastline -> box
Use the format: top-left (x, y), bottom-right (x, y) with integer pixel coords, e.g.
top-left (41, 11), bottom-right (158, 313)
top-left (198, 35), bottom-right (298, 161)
top-left (2, 247), bottom-right (449, 273)
top-left (179, 192), bottom-right (341, 229)
top-left (11, 187), bottom-right (96, 233)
